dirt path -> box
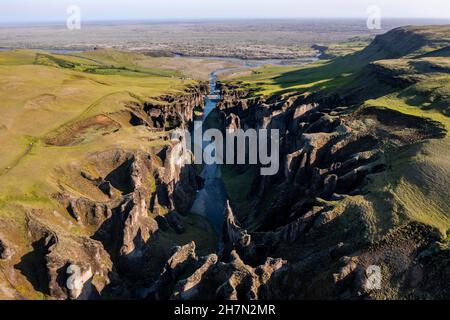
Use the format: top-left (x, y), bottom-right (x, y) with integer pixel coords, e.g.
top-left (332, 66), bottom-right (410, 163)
top-left (0, 142), bottom-right (33, 177)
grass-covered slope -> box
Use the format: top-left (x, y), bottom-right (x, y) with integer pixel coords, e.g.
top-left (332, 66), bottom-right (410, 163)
top-left (223, 25), bottom-right (450, 239)
top-left (224, 25), bottom-right (450, 99)
top-left (0, 49), bottom-right (192, 200)
top-left (0, 49), bottom-right (218, 299)
top-left (217, 25), bottom-right (450, 299)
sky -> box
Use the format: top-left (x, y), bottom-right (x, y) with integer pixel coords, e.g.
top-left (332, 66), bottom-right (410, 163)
top-left (1, 0), bottom-right (449, 23)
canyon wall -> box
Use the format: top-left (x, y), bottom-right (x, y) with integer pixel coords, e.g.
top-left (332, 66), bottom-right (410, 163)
top-left (0, 83), bottom-right (212, 300)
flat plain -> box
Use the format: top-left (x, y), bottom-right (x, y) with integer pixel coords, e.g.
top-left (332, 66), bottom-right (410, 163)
top-left (2, 19), bottom-right (449, 59)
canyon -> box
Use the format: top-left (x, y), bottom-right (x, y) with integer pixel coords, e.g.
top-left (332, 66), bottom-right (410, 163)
top-left (152, 25), bottom-right (450, 300)
top-left (0, 24), bottom-right (449, 300)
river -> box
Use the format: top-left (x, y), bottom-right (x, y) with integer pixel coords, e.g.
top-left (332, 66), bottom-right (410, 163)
top-left (189, 57), bottom-right (317, 244)
top-left (190, 71), bottom-right (229, 237)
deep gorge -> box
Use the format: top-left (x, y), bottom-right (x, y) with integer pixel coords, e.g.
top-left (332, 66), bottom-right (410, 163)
top-left (26, 67), bottom-right (448, 300)
top-left (1, 25), bottom-right (449, 300)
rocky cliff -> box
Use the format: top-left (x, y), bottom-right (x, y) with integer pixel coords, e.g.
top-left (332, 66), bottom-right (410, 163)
top-left (153, 26), bottom-right (450, 300)
top-left (210, 82), bottom-right (449, 298)
top-left (0, 82), bottom-right (214, 299)
top-left (1, 26), bottom-right (448, 300)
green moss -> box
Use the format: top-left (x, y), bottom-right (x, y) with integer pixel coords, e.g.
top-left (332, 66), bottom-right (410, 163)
top-left (34, 52), bottom-right (180, 78)
top-left (224, 25), bottom-right (450, 239)
top-left (221, 166), bottom-right (256, 220)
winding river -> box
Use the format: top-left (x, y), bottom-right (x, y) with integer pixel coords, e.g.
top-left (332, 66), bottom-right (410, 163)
top-left (189, 58), bottom-right (317, 240)
top-left (190, 71), bottom-right (229, 236)
top-left (190, 57), bottom-right (318, 243)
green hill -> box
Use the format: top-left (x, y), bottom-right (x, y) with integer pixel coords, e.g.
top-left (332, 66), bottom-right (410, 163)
top-left (219, 25), bottom-right (450, 299)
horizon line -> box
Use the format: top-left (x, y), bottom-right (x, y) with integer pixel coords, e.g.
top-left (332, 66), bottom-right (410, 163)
top-left (1, 16), bottom-right (450, 26)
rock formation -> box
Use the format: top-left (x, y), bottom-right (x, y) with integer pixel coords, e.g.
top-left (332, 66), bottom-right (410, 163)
top-left (0, 236), bottom-right (14, 260)
top-left (155, 242), bottom-right (286, 300)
